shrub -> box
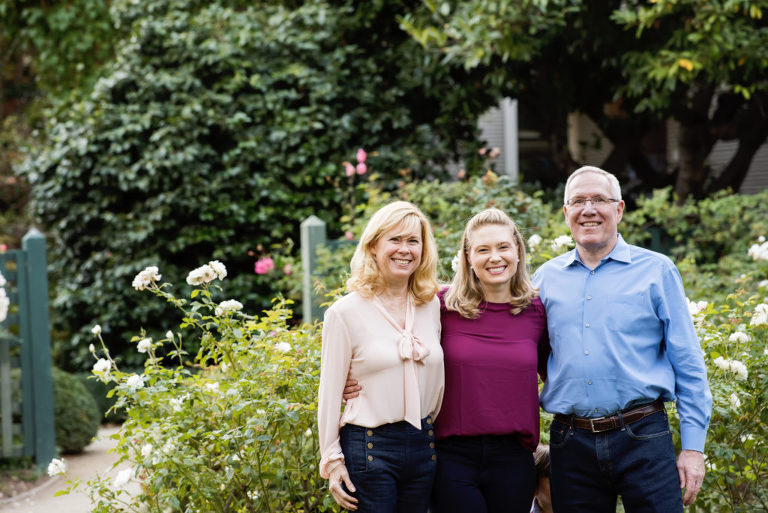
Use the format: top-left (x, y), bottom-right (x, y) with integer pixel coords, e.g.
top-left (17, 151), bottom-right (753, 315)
top-left (17, 0), bottom-right (499, 372)
top-left (301, 172), bottom-right (562, 301)
top-left (56, 261), bottom-right (334, 512)
top-left (76, 372), bottom-right (127, 425)
top-left (52, 367), bottom-right (101, 454)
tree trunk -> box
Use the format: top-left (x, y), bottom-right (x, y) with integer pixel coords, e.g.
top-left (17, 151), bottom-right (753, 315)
top-left (708, 129), bottom-right (768, 194)
top-left (707, 95), bottom-right (768, 194)
top-left (674, 122), bottom-right (716, 201)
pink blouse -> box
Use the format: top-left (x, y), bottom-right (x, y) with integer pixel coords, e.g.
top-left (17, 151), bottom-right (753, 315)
top-left (317, 292), bottom-right (444, 478)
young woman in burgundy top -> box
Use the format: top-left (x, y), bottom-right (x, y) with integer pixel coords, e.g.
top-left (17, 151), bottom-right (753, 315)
top-left (432, 207), bottom-right (549, 513)
top-left (345, 207), bottom-right (550, 512)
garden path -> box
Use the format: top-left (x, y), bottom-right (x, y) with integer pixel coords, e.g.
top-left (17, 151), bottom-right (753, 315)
top-left (0, 424), bottom-right (133, 513)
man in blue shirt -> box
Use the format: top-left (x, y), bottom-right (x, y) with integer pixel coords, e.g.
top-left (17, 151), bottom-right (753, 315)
top-left (532, 166), bottom-right (712, 512)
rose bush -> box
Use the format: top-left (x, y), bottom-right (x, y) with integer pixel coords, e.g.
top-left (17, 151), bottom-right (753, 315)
top-left (55, 262), bottom-right (335, 512)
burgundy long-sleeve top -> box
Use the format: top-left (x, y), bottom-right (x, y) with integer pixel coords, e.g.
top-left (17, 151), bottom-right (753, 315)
top-left (436, 290), bottom-right (550, 451)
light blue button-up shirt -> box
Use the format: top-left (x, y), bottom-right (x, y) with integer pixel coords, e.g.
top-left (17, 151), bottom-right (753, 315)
top-left (532, 234), bottom-right (712, 452)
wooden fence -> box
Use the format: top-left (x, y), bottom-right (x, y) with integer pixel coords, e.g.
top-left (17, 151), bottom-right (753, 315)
top-left (0, 229), bottom-right (56, 469)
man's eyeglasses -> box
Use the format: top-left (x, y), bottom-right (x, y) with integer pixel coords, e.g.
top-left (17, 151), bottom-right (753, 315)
top-left (565, 196), bottom-right (620, 208)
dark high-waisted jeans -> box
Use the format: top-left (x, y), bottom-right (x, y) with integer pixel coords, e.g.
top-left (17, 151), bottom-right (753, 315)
top-left (340, 416), bottom-right (437, 513)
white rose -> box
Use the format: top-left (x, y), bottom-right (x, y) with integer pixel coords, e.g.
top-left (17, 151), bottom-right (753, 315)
top-left (93, 358), bottom-right (111, 374)
top-left (47, 458), bottom-right (66, 476)
top-left (132, 266), bottom-right (162, 290)
top-left (550, 235), bottom-right (574, 252)
top-left (186, 264), bottom-right (216, 286)
top-left (216, 299), bottom-right (243, 315)
top-left (113, 468), bottom-right (132, 489)
top-left (91, 324), bottom-right (102, 335)
top-left (528, 234), bottom-right (542, 251)
top-left (137, 338), bottom-right (152, 353)
top-left (209, 260), bottom-right (227, 280)
top-left (125, 374), bottom-right (144, 391)
top-left (728, 332), bottom-right (750, 344)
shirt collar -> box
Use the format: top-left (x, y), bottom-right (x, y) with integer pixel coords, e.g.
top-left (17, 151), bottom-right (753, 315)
top-left (561, 233), bottom-right (630, 269)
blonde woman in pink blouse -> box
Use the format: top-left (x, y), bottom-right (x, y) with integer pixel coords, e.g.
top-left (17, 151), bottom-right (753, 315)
top-left (318, 201), bottom-right (445, 512)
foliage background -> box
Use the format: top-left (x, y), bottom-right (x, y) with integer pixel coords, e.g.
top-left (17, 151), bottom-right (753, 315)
top-left (16, 0), bottom-right (500, 370)
top-left (59, 176), bottom-right (768, 512)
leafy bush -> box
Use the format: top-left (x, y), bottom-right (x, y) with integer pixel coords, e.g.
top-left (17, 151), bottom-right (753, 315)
top-left (57, 262), bottom-right (334, 512)
top-left (52, 367), bottom-right (101, 454)
top-left (76, 373), bottom-right (127, 425)
top-left (17, 0), bottom-right (499, 371)
top-left (302, 171), bottom-right (562, 300)
top-left (683, 272), bottom-right (768, 512)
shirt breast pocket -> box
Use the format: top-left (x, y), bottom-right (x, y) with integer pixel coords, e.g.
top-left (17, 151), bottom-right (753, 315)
top-left (600, 293), bottom-right (656, 331)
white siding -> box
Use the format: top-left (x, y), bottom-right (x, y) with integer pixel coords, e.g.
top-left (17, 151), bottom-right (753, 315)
top-left (706, 140), bottom-right (768, 194)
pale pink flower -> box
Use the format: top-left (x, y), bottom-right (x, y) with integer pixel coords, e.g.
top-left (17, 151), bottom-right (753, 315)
top-left (356, 148), bottom-right (367, 163)
top-left (356, 162), bottom-right (367, 175)
top-left (283, 263), bottom-right (292, 275)
top-left (345, 231), bottom-right (354, 241)
top-left (344, 162), bottom-right (355, 177)
top-left (254, 257), bottom-right (275, 274)
top-left (488, 147), bottom-right (501, 159)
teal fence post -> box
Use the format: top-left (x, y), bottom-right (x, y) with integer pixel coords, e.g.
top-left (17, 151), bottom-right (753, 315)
top-left (21, 229), bottom-right (56, 470)
top-left (301, 216), bottom-right (327, 324)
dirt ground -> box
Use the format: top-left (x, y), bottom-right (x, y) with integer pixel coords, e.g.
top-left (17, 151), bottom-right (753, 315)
top-left (0, 469), bottom-right (52, 501)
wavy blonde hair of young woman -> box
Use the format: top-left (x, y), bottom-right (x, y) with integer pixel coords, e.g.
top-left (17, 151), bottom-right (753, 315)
top-left (346, 201), bottom-right (439, 305)
top-left (444, 208), bottom-right (537, 318)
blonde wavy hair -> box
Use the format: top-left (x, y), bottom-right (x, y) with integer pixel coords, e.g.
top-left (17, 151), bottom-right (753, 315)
top-left (346, 201), bottom-right (439, 305)
top-left (444, 208), bottom-right (537, 318)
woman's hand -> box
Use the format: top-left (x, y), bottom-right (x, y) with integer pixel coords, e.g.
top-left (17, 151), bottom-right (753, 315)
top-left (328, 463), bottom-right (358, 510)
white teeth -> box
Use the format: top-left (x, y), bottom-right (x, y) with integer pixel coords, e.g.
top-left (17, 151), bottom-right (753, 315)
top-left (582, 222), bottom-right (599, 226)
top-left (393, 259), bottom-right (411, 265)
top-left (487, 266), bottom-right (506, 274)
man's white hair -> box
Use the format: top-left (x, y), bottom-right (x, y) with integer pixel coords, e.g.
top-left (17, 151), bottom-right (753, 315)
top-left (563, 166), bottom-right (622, 205)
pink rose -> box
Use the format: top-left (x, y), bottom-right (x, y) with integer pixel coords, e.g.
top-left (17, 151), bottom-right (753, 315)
top-left (345, 231), bottom-right (354, 241)
top-left (283, 263), bottom-right (292, 276)
top-left (356, 148), bottom-right (367, 163)
top-left (356, 162), bottom-right (367, 175)
top-left (254, 257), bottom-right (275, 274)
top-left (489, 147), bottom-right (501, 159)
top-left (344, 162), bottom-right (355, 177)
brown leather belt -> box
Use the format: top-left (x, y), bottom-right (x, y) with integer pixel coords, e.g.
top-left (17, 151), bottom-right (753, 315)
top-left (554, 399), bottom-right (664, 433)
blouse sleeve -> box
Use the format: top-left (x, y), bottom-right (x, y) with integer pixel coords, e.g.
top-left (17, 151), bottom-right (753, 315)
top-left (317, 306), bottom-right (353, 479)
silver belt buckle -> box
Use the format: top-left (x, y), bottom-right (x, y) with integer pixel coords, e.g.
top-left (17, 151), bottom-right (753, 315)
top-left (589, 415), bottom-right (608, 433)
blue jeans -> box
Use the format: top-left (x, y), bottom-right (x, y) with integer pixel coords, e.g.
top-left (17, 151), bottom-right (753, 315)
top-left (340, 417), bottom-right (437, 513)
top-left (549, 409), bottom-right (683, 513)
top-left (431, 435), bottom-right (535, 513)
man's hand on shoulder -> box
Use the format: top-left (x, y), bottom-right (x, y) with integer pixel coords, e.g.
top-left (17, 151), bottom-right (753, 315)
top-left (678, 449), bottom-right (705, 506)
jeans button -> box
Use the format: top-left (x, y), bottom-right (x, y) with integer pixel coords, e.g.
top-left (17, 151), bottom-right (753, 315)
top-left (431, 454), bottom-right (437, 461)
top-left (429, 442), bottom-right (435, 449)
top-left (367, 442), bottom-right (373, 449)
top-left (428, 430), bottom-right (434, 437)
top-left (367, 430), bottom-right (373, 436)
top-left (368, 455), bottom-right (374, 462)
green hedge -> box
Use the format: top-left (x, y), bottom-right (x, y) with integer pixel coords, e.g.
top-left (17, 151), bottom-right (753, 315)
top-left (52, 368), bottom-right (101, 453)
top-left (18, 0), bottom-right (499, 371)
